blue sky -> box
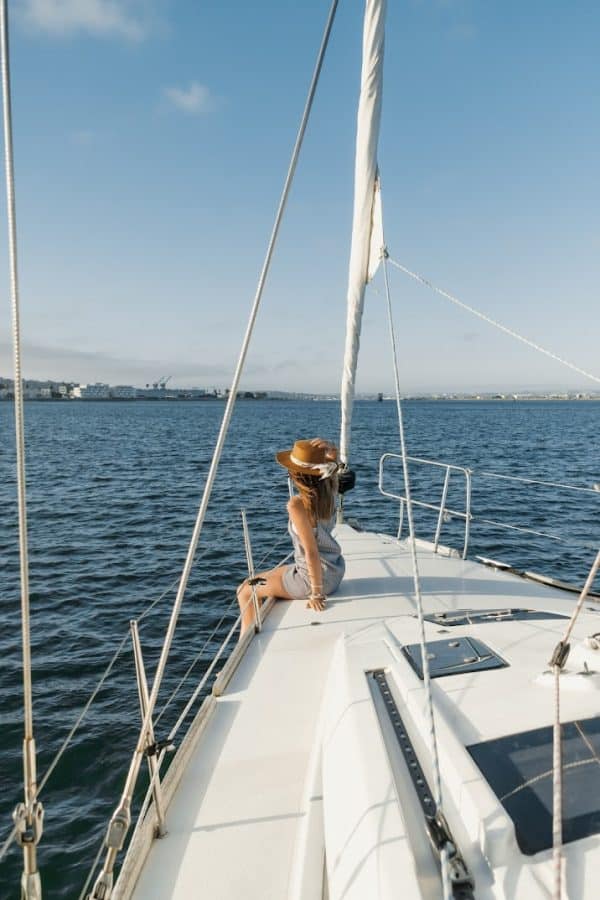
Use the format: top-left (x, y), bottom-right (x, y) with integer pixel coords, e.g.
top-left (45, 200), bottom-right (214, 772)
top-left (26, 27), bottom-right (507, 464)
top-left (0, 0), bottom-right (598, 393)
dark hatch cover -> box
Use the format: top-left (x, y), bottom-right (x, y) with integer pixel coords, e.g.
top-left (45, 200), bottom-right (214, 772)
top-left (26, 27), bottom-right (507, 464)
top-left (423, 608), bottom-right (568, 627)
top-left (468, 717), bottom-right (600, 855)
top-left (402, 637), bottom-right (507, 679)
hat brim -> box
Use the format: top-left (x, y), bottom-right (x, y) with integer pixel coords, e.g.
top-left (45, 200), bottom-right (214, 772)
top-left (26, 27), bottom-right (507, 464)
top-left (275, 449), bottom-right (323, 477)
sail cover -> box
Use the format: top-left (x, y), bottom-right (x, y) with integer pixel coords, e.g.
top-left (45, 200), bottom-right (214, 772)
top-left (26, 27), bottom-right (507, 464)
top-left (339, 0), bottom-right (387, 465)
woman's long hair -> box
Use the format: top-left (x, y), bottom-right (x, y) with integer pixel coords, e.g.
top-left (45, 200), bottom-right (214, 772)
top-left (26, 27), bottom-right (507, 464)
top-left (291, 472), bottom-right (337, 524)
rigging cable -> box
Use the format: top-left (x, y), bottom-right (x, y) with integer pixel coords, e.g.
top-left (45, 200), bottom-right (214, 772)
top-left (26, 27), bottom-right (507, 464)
top-left (88, 4), bottom-right (341, 895)
top-left (0, 569), bottom-right (182, 865)
top-left (385, 250), bottom-right (600, 897)
top-left (79, 590), bottom-right (261, 898)
top-left (380, 244), bottom-right (453, 900)
top-left (1, 496), bottom-right (288, 867)
top-left (0, 2), bottom-right (44, 895)
top-left (387, 257), bottom-right (600, 386)
top-left (549, 548), bottom-right (600, 900)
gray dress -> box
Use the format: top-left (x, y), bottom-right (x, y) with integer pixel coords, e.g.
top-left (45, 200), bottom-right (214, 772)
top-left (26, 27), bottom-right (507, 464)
top-left (282, 513), bottom-right (345, 600)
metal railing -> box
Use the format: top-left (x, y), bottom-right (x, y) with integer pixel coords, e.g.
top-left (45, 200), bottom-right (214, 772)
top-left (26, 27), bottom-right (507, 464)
top-left (379, 453), bottom-right (472, 558)
top-left (378, 454), bottom-right (600, 561)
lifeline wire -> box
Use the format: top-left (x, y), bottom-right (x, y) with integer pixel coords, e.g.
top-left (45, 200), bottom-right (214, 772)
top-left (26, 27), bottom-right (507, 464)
top-left (0, 572), bottom-right (182, 864)
top-left (381, 249), bottom-right (452, 900)
top-left (80, 591), bottom-right (259, 898)
top-left (476, 470), bottom-right (600, 495)
top-left (153, 592), bottom-right (241, 727)
top-left (2, 497), bottom-right (284, 865)
top-left (387, 257), bottom-right (600, 386)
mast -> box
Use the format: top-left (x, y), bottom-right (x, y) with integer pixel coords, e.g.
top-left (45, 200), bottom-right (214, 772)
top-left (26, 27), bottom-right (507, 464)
top-left (339, 0), bottom-right (387, 465)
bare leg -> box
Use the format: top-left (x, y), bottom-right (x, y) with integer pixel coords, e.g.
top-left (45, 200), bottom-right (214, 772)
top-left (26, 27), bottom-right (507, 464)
top-left (236, 565), bottom-right (295, 637)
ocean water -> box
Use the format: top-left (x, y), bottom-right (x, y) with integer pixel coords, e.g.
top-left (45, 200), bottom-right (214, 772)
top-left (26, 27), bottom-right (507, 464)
top-left (0, 398), bottom-right (599, 897)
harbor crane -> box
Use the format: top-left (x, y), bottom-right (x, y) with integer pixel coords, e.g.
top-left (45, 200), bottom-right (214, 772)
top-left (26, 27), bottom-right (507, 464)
top-left (145, 375), bottom-right (172, 390)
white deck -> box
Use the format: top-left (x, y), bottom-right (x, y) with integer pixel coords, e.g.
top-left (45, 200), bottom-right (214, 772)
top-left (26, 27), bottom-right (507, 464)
top-left (126, 525), bottom-right (600, 899)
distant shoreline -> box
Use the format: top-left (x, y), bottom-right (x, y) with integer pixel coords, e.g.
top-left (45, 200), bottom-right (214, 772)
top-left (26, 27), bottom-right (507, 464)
top-left (2, 396), bottom-right (600, 403)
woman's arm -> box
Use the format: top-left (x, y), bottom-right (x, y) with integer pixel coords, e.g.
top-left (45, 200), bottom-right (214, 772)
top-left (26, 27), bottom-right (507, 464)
top-left (287, 496), bottom-right (326, 611)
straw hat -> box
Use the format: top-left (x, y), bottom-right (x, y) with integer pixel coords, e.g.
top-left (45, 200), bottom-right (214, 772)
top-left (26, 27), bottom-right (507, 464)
top-left (276, 439), bottom-right (338, 480)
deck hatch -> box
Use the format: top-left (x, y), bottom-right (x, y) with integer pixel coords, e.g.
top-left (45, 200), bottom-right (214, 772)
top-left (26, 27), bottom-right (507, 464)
top-left (402, 637), bottom-right (507, 679)
top-left (468, 716), bottom-right (600, 855)
top-left (423, 608), bottom-right (568, 627)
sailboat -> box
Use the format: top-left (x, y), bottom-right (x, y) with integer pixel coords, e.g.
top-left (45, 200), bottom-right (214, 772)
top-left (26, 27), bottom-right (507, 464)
top-left (3, 1), bottom-right (600, 898)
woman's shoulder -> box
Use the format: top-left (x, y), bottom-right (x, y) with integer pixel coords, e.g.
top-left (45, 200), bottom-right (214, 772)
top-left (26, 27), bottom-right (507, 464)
top-left (287, 495), bottom-right (305, 514)
top-left (287, 495), bottom-right (311, 524)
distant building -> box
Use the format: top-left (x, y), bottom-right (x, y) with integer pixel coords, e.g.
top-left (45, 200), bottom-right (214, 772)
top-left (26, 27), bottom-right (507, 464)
top-left (73, 382), bottom-right (111, 399)
top-left (111, 385), bottom-right (138, 399)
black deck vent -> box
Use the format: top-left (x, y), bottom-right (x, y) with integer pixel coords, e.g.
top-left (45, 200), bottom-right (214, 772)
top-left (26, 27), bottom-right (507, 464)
top-left (402, 637), bottom-right (507, 679)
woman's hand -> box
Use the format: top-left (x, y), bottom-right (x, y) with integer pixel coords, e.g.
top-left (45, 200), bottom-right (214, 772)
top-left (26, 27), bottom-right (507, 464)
top-left (306, 593), bottom-right (326, 612)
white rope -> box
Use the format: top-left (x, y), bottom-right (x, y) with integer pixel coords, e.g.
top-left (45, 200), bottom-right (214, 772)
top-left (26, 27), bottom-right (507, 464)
top-left (557, 550), bottom-right (600, 648)
top-left (381, 250), bottom-right (452, 900)
top-left (91, 16), bottom-right (342, 896)
top-left (0, 8), bottom-right (44, 893)
top-left (552, 664), bottom-right (563, 900)
top-left (549, 548), bottom-right (600, 900)
top-left (0, 0), bottom-right (37, 790)
top-left (387, 258), bottom-right (600, 386)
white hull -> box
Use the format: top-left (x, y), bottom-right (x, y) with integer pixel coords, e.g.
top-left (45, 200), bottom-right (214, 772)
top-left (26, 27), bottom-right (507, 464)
top-left (116, 524), bottom-right (600, 899)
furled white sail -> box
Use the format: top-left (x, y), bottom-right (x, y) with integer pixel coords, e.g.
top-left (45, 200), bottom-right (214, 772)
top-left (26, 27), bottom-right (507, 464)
top-left (339, 0), bottom-right (387, 465)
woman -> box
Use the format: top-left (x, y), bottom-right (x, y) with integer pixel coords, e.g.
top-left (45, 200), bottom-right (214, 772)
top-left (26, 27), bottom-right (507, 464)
top-left (237, 437), bottom-right (345, 635)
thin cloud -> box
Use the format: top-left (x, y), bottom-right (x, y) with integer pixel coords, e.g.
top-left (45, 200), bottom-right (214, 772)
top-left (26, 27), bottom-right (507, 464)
top-left (19, 0), bottom-right (149, 41)
top-left (164, 81), bottom-right (214, 115)
top-left (0, 338), bottom-right (234, 384)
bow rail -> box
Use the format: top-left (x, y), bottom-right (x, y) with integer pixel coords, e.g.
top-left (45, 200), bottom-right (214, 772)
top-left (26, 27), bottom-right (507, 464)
top-left (379, 453), bottom-right (600, 566)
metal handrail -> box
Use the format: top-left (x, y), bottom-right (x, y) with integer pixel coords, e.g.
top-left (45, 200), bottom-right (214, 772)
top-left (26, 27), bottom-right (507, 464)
top-left (379, 453), bottom-right (472, 558)
top-left (379, 453), bottom-right (600, 559)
